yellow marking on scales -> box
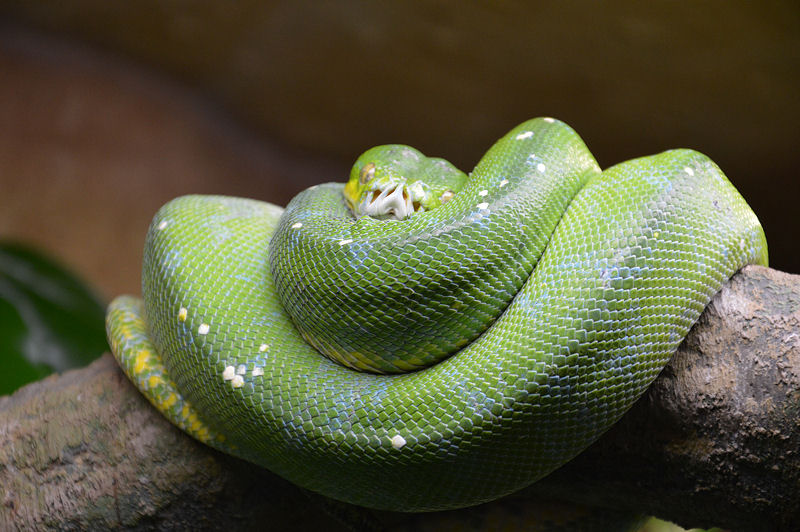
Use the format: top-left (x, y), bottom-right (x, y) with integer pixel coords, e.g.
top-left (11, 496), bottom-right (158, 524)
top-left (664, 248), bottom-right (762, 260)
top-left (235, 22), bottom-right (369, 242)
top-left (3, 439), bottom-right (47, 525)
top-left (194, 425), bottom-right (210, 442)
top-left (106, 297), bottom-right (231, 451)
top-left (148, 374), bottom-right (164, 390)
top-left (134, 349), bottom-right (151, 374)
top-left (163, 392), bottom-right (178, 409)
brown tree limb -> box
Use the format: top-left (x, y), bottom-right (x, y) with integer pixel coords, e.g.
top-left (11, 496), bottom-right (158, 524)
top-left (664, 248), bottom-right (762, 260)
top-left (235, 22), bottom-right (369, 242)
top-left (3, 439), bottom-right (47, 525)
top-left (523, 265), bottom-right (800, 531)
top-left (1, 265), bottom-right (797, 531)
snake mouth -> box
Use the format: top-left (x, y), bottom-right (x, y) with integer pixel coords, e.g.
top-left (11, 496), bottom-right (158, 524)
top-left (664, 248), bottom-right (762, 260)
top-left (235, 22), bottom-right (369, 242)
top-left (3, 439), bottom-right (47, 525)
top-left (360, 184), bottom-right (421, 220)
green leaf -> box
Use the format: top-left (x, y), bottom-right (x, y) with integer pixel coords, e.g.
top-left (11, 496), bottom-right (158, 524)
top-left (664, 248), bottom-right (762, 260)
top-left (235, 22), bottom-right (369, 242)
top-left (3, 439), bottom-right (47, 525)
top-left (0, 242), bottom-right (108, 395)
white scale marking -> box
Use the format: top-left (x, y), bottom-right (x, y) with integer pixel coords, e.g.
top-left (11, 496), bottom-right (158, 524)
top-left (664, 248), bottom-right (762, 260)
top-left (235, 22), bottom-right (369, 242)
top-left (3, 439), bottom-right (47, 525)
top-left (391, 435), bottom-right (407, 449)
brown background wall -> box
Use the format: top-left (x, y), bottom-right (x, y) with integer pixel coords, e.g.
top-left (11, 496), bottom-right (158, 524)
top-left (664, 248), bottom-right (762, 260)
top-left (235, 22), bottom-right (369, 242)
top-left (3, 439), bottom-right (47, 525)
top-left (0, 1), bottom-right (797, 300)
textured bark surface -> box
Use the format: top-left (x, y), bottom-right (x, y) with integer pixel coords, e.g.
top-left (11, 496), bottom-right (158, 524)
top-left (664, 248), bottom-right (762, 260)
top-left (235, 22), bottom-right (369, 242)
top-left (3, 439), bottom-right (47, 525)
top-left (524, 265), bottom-right (800, 531)
top-left (1, 265), bottom-right (797, 531)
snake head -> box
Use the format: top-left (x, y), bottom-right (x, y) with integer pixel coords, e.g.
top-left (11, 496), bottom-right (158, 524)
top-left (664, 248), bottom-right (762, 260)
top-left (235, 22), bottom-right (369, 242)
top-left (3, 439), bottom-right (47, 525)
top-left (344, 145), bottom-right (467, 220)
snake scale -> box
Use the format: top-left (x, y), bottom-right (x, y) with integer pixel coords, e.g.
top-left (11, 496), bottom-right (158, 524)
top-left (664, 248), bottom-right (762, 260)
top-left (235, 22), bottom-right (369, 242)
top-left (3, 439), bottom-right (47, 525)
top-left (106, 118), bottom-right (767, 511)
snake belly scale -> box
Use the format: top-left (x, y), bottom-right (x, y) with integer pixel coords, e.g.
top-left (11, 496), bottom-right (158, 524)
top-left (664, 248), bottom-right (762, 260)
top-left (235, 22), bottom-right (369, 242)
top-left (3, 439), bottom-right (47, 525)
top-left (106, 118), bottom-right (767, 511)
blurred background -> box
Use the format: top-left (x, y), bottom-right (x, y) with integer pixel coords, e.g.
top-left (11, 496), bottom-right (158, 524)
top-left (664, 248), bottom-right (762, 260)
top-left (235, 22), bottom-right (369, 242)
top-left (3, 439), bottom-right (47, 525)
top-left (0, 3), bottom-right (795, 529)
top-left (0, 1), bottom-right (797, 301)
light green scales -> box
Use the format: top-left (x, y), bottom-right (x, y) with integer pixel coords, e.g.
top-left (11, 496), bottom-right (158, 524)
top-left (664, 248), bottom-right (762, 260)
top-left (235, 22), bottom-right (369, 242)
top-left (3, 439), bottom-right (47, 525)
top-left (106, 118), bottom-right (767, 511)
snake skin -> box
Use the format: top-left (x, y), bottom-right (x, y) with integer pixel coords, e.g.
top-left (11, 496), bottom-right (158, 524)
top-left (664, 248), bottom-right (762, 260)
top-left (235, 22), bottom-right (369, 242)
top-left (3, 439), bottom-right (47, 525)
top-left (269, 120), bottom-right (600, 372)
top-left (106, 118), bottom-right (767, 511)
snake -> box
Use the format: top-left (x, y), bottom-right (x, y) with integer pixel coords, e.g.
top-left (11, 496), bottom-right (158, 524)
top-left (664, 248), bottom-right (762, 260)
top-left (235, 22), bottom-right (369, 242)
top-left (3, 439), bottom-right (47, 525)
top-left (106, 118), bottom-right (767, 512)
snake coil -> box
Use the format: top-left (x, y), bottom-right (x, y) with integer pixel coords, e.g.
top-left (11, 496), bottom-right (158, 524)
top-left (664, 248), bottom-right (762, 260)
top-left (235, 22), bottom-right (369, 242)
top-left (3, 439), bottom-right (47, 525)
top-left (107, 118), bottom-right (767, 511)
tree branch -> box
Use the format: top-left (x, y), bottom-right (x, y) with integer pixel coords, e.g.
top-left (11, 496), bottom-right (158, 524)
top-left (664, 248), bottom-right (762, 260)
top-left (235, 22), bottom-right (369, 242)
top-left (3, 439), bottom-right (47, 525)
top-left (1, 266), bottom-right (797, 531)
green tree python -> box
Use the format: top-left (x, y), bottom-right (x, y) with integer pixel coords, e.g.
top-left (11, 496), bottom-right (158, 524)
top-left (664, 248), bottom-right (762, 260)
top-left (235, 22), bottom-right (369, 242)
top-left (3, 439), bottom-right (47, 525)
top-left (106, 118), bottom-right (767, 512)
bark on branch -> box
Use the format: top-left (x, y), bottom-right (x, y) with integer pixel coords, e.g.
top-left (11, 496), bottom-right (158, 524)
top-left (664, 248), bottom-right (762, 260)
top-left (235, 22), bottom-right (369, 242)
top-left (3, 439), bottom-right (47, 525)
top-left (1, 266), bottom-right (798, 531)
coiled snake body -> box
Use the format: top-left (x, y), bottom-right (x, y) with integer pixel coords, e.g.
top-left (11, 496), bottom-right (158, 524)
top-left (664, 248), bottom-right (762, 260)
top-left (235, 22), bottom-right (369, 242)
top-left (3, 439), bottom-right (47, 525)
top-left (106, 118), bottom-right (767, 511)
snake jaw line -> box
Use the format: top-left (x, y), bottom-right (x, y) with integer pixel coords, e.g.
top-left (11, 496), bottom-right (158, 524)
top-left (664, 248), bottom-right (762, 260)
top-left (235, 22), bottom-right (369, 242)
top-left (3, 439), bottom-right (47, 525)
top-left (357, 181), bottom-right (460, 220)
top-left (359, 183), bottom-right (416, 220)
top-left (345, 144), bottom-right (467, 221)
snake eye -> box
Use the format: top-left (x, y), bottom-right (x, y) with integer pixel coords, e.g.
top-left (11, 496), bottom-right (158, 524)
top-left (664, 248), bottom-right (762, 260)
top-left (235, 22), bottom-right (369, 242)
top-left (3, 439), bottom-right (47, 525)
top-left (360, 163), bottom-right (376, 185)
